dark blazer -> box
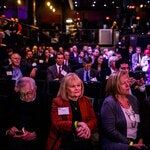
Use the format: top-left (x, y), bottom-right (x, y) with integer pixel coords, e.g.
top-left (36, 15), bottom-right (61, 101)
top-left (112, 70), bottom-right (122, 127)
top-left (75, 68), bottom-right (98, 81)
top-left (1, 64), bottom-right (32, 80)
top-left (63, 60), bottom-right (73, 72)
top-left (70, 52), bottom-right (79, 67)
top-left (100, 95), bottom-right (141, 150)
top-left (70, 52), bottom-right (78, 60)
top-left (47, 64), bottom-right (71, 81)
top-left (46, 96), bottom-right (97, 150)
top-left (38, 56), bottom-right (56, 68)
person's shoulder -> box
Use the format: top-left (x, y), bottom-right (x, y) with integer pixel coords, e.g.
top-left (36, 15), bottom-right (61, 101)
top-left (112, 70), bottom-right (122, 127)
top-left (47, 64), bottom-right (56, 70)
top-left (132, 53), bottom-right (136, 56)
top-left (4, 64), bottom-right (12, 70)
top-left (52, 96), bottom-right (67, 106)
top-left (103, 95), bottom-right (116, 105)
top-left (75, 67), bottom-right (83, 73)
top-left (80, 95), bottom-right (90, 101)
top-left (63, 64), bottom-right (70, 70)
top-left (79, 96), bottom-right (93, 105)
top-left (127, 94), bottom-right (139, 107)
top-left (101, 96), bottom-right (119, 112)
top-left (91, 68), bottom-right (98, 73)
top-left (105, 95), bottom-right (115, 101)
top-left (127, 94), bottom-right (137, 101)
top-left (53, 96), bottom-right (62, 101)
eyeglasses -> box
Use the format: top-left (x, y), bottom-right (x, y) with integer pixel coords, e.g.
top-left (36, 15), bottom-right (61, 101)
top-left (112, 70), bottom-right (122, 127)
top-left (12, 57), bottom-right (21, 60)
top-left (120, 67), bottom-right (129, 70)
top-left (20, 90), bottom-right (34, 98)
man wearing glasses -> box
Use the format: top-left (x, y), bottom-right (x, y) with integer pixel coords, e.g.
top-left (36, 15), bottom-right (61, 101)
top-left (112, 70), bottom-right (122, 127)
top-left (4, 77), bottom-right (49, 150)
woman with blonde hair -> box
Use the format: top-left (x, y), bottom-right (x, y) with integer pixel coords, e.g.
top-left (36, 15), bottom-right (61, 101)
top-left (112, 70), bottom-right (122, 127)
top-left (46, 73), bottom-right (97, 150)
top-left (100, 71), bottom-right (147, 150)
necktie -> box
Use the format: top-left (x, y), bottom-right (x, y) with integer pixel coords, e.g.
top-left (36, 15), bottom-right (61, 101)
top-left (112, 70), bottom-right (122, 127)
top-left (58, 66), bottom-right (62, 79)
top-left (86, 71), bottom-right (90, 81)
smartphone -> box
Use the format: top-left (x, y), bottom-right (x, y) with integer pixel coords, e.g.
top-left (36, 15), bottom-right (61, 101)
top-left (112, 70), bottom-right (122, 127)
top-left (15, 130), bottom-right (23, 135)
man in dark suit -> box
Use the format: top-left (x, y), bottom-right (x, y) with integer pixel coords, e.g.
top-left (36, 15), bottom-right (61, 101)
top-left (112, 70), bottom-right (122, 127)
top-left (47, 52), bottom-right (71, 81)
top-left (63, 51), bottom-right (71, 68)
top-left (75, 56), bottom-right (98, 82)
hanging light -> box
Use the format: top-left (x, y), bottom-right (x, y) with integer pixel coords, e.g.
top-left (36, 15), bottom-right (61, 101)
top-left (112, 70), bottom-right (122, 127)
top-left (17, 0), bottom-right (21, 5)
top-left (47, 2), bottom-right (50, 6)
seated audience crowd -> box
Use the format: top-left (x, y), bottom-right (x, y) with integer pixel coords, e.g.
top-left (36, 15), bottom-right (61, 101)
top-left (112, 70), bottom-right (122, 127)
top-left (0, 42), bottom-right (150, 150)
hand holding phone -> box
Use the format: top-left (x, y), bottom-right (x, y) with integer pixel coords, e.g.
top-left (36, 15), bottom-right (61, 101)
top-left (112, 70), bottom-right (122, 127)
top-left (15, 130), bottom-right (23, 135)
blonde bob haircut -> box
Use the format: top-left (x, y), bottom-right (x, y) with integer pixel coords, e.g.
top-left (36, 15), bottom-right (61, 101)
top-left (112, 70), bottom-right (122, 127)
top-left (105, 71), bottom-right (129, 98)
top-left (57, 73), bottom-right (84, 101)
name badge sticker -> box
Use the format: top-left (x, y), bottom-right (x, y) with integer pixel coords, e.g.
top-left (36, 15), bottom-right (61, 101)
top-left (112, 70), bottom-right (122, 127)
top-left (39, 60), bottom-right (44, 63)
top-left (91, 77), bottom-right (97, 82)
top-left (58, 107), bottom-right (69, 115)
top-left (61, 70), bottom-right (67, 76)
top-left (32, 62), bottom-right (37, 67)
top-left (106, 76), bottom-right (109, 80)
top-left (6, 71), bottom-right (12, 76)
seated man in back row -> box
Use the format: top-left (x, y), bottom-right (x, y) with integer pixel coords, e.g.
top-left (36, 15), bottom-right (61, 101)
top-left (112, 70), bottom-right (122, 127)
top-left (47, 52), bottom-right (71, 82)
top-left (75, 56), bottom-right (99, 82)
top-left (1, 53), bottom-right (37, 81)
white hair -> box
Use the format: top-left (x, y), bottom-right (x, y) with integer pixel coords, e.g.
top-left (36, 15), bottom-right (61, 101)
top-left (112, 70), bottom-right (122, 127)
top-left (107, 50), bottom-right (115, 58)
top-left (16, 77), bottom-right (36, 90)
top-left (108, 56), bottom-right (118, 67)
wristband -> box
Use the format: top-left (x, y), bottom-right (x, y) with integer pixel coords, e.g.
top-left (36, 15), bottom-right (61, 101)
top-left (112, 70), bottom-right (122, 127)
top-left (129, 141), bottom-right (133, 146)
top-left (74, 121), bottom-right (78, 128)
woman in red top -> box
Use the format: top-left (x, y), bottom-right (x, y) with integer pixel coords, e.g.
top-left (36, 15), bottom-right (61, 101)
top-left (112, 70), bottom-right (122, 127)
top-left (46, 73), bottom-right (97, 150)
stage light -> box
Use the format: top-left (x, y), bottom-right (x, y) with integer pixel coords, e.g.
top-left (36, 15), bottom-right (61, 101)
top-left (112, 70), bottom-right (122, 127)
top-left (106, 16), bottom-right (110, 20)
top-left (17, 0), bottom-right (21, 5)
top-left (136, 16), bottom-right (140, 20)
top-left (66, 18), bottom-right (73, 23)
top-left (129, 5), bottom-right (135, 9)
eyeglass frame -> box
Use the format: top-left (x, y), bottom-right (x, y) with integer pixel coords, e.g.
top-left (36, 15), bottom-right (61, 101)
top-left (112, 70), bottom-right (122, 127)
top-left (20, 88), bottom-right (36, 99)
